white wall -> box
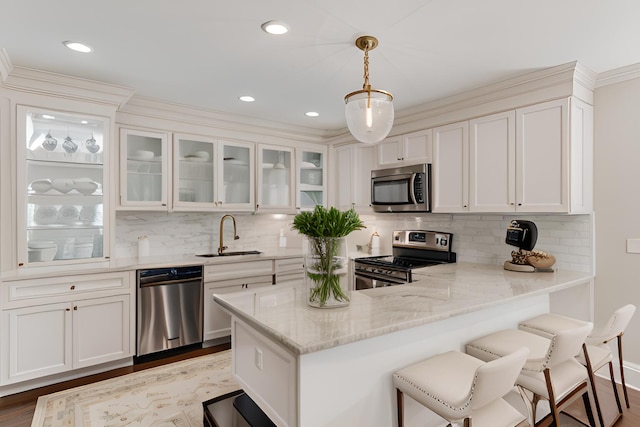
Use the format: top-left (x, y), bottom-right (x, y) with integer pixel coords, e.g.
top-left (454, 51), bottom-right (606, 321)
top-left (593, 76), bottom-right (640, 382)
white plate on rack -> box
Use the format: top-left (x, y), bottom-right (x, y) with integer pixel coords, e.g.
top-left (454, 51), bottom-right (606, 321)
top-left (224, 159), bottom-right (247, 166)
top-left (183, 156), bottom-right (209, 162)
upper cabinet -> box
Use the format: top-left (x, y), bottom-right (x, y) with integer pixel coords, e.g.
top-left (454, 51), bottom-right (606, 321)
top-left (17, 106), bottom-right (110, 267)
top-left (432, 121), bottom-right (469, 212)
top-left (118, 129), bottom-right (255, 212)
top-left (296, 146), bottom-right (326, 210)
top-left (376, 129), bottom-right (432, 168)
top-left (119, 128), bottom-right (170, 209)
top-left (333, 143), bottom-right (375, 212)
top-left (257, 145), bottom-right (295, 213)
top-left (431, 97), bottom-right (593, 214)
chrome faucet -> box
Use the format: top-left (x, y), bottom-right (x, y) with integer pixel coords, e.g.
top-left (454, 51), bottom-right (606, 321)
top-left (218, 214), bottom-right (239, 254)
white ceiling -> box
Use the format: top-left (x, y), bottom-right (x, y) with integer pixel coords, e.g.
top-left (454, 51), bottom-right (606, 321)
top-left (2, 0), bottom-right (640, 133)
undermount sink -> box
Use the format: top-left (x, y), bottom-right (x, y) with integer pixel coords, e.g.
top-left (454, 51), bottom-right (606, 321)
top-left (195, 250), bottom-right (262, 257)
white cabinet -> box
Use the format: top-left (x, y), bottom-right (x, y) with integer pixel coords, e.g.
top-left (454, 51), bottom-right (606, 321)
top-left (203, 260), bottom-right (273, 341)
top-left (469, 111), bottom-right (516, 212)
top-left (516, 98), bottom-right (593, 213)
top-left (119, 129), bottom-right (255, 212)
top-left (119, 128), bottom-right (170, 209)
top-left (376, 129), bottom-right (432, 168)
top-left (333, 143), bottom-right (375, 212)
top-left (0, 271), bottom-right (133, 385)
top-left (17, 106), bottom-right (110, 267)
top-left (274, 257), bottom-right (305, 284)
top-left (296, 146), bottom-right (326, 210)
top-left (432, 98), bottom-right (593, 214)
top-left (257, 145), bottom-right (295, 213)
top-left (432, 121), bottom-right (469, 213)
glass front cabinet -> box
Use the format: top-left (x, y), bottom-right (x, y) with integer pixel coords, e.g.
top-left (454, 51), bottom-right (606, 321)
top-left (257, 145), bottom-right (295, 212)
top-left (17, 106), bottom-right (110, 267)
top-left (297, 146), bottom-right (326, 210)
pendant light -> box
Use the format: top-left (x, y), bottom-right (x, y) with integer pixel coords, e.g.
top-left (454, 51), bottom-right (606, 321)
top-left (344, 35), bottom-right (394, 144)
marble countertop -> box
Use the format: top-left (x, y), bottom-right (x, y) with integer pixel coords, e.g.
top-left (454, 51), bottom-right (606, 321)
top-left (213, 262), bottom-right (593, 356)
top-left (1, 248), bottom-right (305, 281)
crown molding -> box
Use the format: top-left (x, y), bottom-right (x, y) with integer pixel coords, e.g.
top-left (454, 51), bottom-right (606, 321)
top-left (0, 48), bottom-right (12, 82)
top-left (1, 66), bottom-right (135, 109)
top-left (595, 62), bottom-right (640, 88)
top-left (117, 95), bottom-right (331, 145)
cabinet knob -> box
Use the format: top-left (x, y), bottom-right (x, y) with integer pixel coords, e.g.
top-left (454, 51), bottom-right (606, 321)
top-left (66, 307), bottom-right (71, 312)
top-left (510, 202), bottom-right (515, 206)
top-left (463, 205), bottom-right (468, 208)
top-left (518, 203), bottom-right (522, 206)
top-left (70, 285), bottom-right (76, 290)
top-left (73, 306), bottom-right (78, 311)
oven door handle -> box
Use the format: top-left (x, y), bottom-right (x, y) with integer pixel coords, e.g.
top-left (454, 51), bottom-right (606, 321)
top-left (355, 271), bottom-right (407, 286)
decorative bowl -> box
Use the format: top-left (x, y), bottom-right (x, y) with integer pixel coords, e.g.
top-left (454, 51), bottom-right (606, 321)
top-left (129, 150), bottom-right (154, 161)
top-left (51, 178), bottom-right (75, 194)
top-left (34, 206), bottom-right (58, 225)
top-left (30, 179), bottom-right (52, 193)
top-left (57, 205), bottom-right (79, 224)
top-left (73, 179), bottom-right (98, 195)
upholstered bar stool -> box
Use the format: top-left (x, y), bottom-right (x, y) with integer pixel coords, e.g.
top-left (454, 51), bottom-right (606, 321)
top-left (518, 305), bottom-right (636, 427)
top-left (466, 323), bottom-right (595, 427)
top-left (393, 347), bottom-right (529, 427)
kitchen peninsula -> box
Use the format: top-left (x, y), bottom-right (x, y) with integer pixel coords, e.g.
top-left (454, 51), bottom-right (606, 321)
top-left (214, 262), bottom-right (593, 427)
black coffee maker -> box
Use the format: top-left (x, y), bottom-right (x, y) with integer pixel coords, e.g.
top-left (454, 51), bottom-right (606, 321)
top-left (503, 219), bottom-right (538, 272)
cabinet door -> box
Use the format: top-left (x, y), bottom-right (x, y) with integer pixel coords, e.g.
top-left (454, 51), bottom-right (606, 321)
top-left (17, 106), bottom-right (110, 267)
top-left (297, 146), bottom-right (326, 210)
top-left (470, 111), bottom-right (516, 212)
top-left (219, 141), bottom-right (255, 211)
top-left (73, 295), bottom-right (131, 369)
top-left (173, 134), bottom-right (217, 210)
top-left (204, 277), bottom-right (271, 341)
top-left (257, 145), bottom-right (295, 212)
top-left (516, 99), bottom-right (568, 212)
top-left (404, 129), bottom-right (432, 164)
top-left (432, 121), bottom-right (469, 213)
top-left (334, 145), bottom-right (355, 210)
top-left (376, 135), bottom-right (403, 167)
top-left (334, 143), bottom-right (374, 211)
top-left (119, 128), bottom-right (170, 209)
top-left (1, 302), bottom-right (72, 384)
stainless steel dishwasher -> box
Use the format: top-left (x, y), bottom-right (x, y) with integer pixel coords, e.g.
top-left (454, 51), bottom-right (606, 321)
top-left (137, 265), bottom-right (203, 357)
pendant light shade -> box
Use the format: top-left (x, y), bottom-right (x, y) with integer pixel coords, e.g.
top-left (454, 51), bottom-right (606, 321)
top-left (344, 36), bottom-right (394, 144)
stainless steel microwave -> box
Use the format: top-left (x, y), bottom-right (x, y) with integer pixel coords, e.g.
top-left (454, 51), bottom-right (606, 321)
top-left (371, 164), bottom-right (431, 213)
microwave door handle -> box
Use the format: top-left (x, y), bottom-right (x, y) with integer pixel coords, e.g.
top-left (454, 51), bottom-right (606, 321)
top-left (408, 174), bottom-right (417, 204)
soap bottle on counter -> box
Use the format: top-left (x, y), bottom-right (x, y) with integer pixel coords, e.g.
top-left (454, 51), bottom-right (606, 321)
top-left (369, 230), bottom-right (380, 256)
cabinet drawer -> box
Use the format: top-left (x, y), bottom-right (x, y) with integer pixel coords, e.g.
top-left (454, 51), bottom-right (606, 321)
top-left (206, 274), bottom-right (273, 290)
top-left (204, 260), bottom-right (273, 282)
top-left (274, 257), bottom-right (304, 274)
top-left (2, 271), bottom-right (131, 308)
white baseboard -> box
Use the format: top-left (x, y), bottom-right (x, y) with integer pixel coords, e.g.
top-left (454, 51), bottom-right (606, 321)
top-left (594, 359), bottom-right (640, 391)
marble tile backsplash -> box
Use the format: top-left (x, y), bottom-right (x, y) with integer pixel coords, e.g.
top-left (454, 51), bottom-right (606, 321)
top-left (115, 212), bottom-right (593, 273)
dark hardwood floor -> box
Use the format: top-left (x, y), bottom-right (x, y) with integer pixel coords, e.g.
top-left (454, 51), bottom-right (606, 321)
top-left (0, 343), bottom-right (230, 427)
top-left (1, 344), bottom-right (638, 427)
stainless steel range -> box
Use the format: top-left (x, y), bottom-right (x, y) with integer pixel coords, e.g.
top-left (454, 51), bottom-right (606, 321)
top-left (354, 230), bottom-right (455, 290)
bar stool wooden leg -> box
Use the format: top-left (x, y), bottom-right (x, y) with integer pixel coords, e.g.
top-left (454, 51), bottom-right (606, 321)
top-left (618, 335), bottom-right (630, 409)
top-left (396, 389), bottom-right (404, 427)
top-left (608, 361), bottom-right (623, 414)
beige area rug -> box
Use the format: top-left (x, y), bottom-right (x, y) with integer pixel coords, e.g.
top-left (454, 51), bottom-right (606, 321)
top-left (31, 350), bottom-right (239, 427)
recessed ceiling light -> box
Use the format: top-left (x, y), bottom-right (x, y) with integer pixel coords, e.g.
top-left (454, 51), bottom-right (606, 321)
top-left (261, 21), bottom-right (289, 35)
top-left (239, 96), bottom-right (255, 103)
top-left (81, 120), bottom-right (88, 124)
top-left (305, 112), bottom-right (319, 117)
top-left (63, 41), bottom-right (93, 53)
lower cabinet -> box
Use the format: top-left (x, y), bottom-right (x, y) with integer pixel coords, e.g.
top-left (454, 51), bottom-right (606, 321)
top-left (0, 271), bottom-right (133, 386)
top-left (203, 260), bottom-right (274, 342)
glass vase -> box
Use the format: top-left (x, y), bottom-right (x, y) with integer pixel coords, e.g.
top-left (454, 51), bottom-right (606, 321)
top-left (304, 236), bottom-right (349, 308)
